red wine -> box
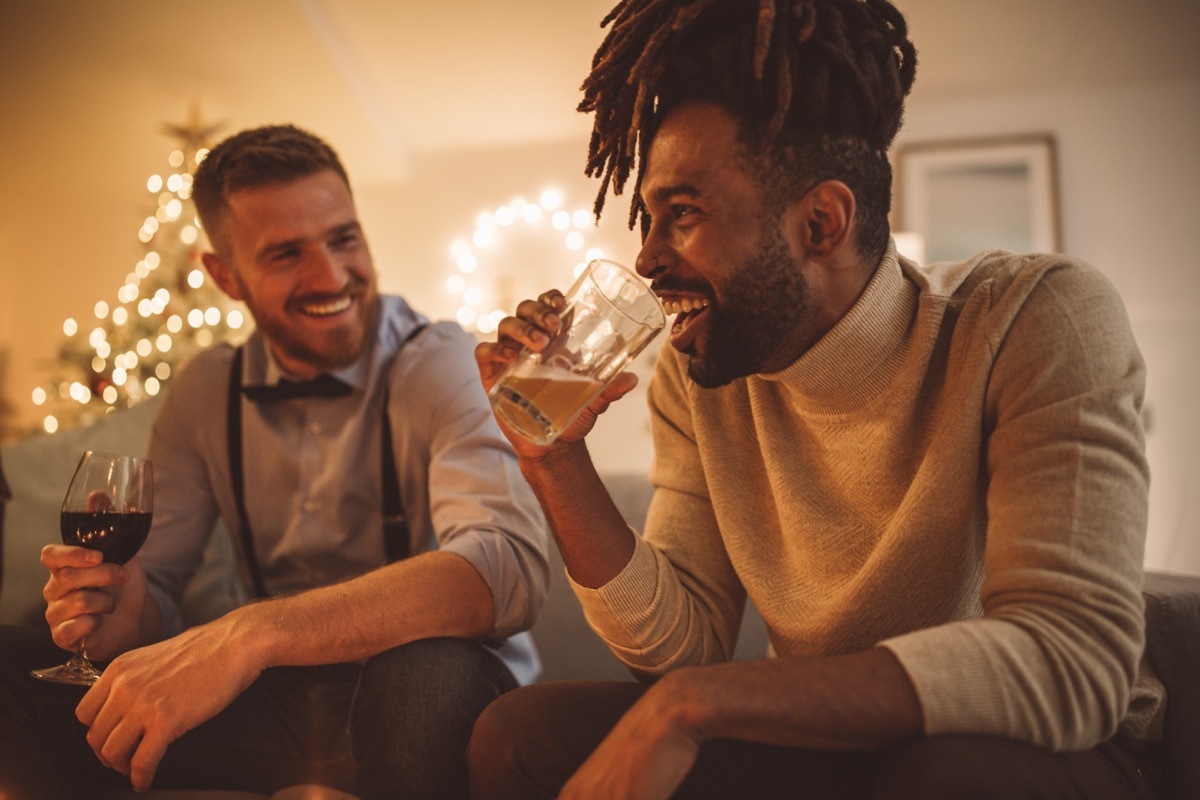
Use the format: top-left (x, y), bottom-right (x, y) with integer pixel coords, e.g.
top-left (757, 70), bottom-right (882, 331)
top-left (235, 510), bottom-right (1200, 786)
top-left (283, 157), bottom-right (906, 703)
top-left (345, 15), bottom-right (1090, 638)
top-left (60, 510), bottom-right (153, 565)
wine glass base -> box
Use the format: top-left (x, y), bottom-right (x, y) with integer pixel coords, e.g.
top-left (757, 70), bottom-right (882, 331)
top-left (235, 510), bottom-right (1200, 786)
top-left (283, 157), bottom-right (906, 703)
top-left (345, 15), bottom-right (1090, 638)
top-left (30, 661), bottom-right (102, 686)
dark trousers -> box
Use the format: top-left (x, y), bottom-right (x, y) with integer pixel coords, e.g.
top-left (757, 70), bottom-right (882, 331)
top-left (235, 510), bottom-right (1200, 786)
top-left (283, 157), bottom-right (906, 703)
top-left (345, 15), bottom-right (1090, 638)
top-left (0, 625), bottom-right (518, 800)
top-left (467, 680), bottom-right (1160, 800)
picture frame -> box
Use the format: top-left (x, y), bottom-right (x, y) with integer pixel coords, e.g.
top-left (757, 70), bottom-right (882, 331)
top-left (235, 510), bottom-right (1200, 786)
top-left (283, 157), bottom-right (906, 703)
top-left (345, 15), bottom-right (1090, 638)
top-left (892, 134), bottom-right (1061, 265)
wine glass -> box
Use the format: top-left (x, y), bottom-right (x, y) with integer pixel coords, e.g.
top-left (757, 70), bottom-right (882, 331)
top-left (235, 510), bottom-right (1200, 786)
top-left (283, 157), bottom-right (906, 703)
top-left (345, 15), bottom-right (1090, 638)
top-left (32, 451), bottom-right (153, 685)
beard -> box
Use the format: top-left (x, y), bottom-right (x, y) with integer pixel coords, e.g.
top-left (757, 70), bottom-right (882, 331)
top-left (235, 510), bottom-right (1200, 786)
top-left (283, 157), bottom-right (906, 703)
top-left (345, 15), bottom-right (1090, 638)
top-left (686, 225), bottom-right (812, 389)
top-left (239, 275), bottom-right (379, 374)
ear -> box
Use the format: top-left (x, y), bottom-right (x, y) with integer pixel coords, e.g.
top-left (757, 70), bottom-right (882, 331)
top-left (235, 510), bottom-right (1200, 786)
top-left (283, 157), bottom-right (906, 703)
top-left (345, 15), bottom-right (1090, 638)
top-left (201, 251), bottom-right (243, 301)
top-left (799, 180), bottom-right (855, 259)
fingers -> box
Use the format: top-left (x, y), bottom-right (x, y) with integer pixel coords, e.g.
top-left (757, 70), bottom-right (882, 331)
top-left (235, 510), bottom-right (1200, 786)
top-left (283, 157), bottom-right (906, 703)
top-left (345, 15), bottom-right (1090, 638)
top-left (79, 676), bottom-right (168, 791)
top-left (475, 289), bottom-right (568, 390)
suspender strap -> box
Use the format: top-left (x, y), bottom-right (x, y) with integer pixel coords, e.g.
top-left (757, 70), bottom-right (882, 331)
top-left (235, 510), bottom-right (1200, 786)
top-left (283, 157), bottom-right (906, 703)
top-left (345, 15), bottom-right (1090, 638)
top-left (381, 321), bottom-right (427, 561)
top-left (226, 347), bottom-right (268, 598)
top-left (380, 382), bottom-right (407, 562)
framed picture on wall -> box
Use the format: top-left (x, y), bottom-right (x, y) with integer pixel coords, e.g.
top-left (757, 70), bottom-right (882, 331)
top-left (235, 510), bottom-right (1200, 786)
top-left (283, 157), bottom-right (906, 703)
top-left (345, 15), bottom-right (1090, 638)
top-left (893, 134), bottom-right (1061, 265)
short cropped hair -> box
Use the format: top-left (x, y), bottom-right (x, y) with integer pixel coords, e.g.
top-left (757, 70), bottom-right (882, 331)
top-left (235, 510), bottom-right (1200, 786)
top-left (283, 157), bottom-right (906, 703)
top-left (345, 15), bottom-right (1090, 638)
top-left (192, 124), bottom-right (351, 253)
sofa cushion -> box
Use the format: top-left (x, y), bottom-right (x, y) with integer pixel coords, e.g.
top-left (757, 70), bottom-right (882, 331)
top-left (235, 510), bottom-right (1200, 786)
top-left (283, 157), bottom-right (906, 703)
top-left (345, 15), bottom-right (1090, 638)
top-left (1142, 570), bottom-right (1200, 800)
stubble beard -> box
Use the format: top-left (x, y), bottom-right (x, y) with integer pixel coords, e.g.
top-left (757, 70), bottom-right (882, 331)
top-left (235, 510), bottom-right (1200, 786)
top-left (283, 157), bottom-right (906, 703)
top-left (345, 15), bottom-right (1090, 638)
top-left (243, 279), bottom-right (379, 374)
top-left (687, 226), bottom-right (811, 389)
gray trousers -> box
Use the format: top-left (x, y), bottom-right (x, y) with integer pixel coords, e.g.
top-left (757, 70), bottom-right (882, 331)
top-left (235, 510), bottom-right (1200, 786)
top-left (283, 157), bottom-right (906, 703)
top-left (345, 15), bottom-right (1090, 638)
top-left (0, 625), bottom-right (517, 800)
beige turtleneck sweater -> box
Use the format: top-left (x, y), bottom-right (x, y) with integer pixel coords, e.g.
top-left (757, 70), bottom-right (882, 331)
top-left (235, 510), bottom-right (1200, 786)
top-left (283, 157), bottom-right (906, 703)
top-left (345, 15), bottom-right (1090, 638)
top-left (573, 244), bottom-right (1161, 750)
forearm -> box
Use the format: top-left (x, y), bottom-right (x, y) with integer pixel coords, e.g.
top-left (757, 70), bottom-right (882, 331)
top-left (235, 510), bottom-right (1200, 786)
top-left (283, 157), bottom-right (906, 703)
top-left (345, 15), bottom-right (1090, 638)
top-left (657, 647), bottom-right (923, 751)
top-left (518, 443), bottom-right (636, 589)
top-left (233, 550), bottom-right (496, 670)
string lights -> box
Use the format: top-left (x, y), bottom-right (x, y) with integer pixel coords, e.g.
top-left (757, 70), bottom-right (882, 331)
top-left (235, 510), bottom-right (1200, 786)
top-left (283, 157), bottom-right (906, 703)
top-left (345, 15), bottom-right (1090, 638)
top-left (445, 189), bottom-right (606, 334)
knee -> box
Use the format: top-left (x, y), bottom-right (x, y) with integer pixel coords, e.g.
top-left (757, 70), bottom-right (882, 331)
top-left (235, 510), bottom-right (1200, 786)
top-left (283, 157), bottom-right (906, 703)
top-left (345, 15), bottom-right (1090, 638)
top-left (467, 687), bottom-right (561, 800)
top-left (351, 638), bottom-right (515, 744)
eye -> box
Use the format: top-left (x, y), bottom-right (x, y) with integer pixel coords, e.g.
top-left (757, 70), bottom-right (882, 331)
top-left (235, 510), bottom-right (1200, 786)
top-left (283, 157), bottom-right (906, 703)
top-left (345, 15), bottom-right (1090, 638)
top-left (270, 247), bottom-right (301, 263)
top-left (330, 231), bottom-right (360, 250)
top-left (669, 204), bottom-right (701, 225)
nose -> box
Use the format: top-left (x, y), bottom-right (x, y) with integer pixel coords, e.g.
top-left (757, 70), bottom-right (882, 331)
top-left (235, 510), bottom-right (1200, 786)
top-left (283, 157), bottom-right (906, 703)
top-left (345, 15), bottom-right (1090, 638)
top-left (304, 245), bottom-right (351, 290)
top-left (635, 221), bottom-right (669, 280)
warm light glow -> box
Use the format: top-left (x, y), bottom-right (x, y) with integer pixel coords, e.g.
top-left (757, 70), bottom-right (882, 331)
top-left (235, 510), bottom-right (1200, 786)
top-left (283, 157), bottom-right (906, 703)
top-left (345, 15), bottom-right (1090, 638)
top-left (145, 377), bottom-right (161, 396)
top-left (167, 314), bottom-right (183, 333)
top-left (103, 386), bottom-right (119, 405)
top-left (95, 341), bottom-right (111, 359)
top-left (43, 416), bottom-right (59, 434)
top-left (147, 175), bottom-right (164, 192)
top-left (91, 356), bottom-right (106, 372)
top-left (204, 307), bottom-right (221, 326)
top-left (31, 387), bottom-right (47, 405)
top-left (89, 328), bottom-right (107, 348)
top-left (63, 318), bottom-right (78, 336)
top-left (155, 362), bottom-right (171, 380)
top-left (169, 150), bottom-right (185, 168)
top-left (112, 368), bottom-right (127, 387)
top-left (446, 189), bottom-right (605, 333)
top-left (94, 301), bottom-right (109, 319)
top-left (181, 225), bottom-right (198, 244)
top-left (585, 247), bottom-right (605, 263)
top-left (156, 334), bottom-right (172, 352)
top-left (196, 329), bottom-right (213, 347)
top-left (227, 309), bottom-right (245, 329)
top-left (136, 338), bottom-right (153, 357)
top-left (187, 309), bottom-right (204, 328)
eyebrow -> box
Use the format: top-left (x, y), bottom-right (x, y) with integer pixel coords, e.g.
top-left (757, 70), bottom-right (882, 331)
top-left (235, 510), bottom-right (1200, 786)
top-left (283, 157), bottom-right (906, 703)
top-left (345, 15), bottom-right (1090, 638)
top-left (257, 221), bottom-right (362, 260)
top-left (644, 182), bottom-right (702, 206)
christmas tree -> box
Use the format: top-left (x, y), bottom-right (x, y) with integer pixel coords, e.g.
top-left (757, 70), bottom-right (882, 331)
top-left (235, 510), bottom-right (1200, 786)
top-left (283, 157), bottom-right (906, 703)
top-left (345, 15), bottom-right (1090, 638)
top-left (30, 109), bottom-right (251, 434)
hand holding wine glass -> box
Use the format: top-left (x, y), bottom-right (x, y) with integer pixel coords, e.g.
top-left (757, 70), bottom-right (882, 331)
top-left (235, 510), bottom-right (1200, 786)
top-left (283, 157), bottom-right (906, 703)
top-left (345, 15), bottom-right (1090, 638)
top-left (32, 450), bottom-right (153, 685)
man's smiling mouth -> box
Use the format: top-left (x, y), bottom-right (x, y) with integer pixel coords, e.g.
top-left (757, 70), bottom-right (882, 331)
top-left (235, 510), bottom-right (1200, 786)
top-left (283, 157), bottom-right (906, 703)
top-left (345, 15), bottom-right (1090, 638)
top-left (297, 295), bottom-right (354, 317)
top-left (659, 294), bottom-right (712, 351)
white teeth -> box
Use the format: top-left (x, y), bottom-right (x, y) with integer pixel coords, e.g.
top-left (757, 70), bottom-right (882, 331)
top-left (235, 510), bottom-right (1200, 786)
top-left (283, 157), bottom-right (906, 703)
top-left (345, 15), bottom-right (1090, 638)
top-left (301, 296), bottom-right (352, 316)
top-left (661, 297), bottom-right (710, 315)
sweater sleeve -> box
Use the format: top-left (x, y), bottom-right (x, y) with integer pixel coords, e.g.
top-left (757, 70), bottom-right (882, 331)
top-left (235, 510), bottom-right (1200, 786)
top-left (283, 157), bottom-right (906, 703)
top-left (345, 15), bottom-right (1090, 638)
top-left (572, 347), bottom-right (747, 678)
top-left (882, 258), bottom-right (1149, 750)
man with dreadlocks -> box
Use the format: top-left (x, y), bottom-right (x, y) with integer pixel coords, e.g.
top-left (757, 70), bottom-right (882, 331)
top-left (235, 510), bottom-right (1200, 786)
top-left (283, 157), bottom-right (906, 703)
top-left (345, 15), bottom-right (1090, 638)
top-left (470, 0), bottom-right (1161, 798)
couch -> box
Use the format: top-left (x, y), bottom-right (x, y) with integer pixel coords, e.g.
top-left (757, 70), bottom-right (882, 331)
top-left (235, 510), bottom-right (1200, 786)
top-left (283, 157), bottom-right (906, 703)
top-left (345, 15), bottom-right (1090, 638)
top-left (2, 401), bottom-right (1196, 800)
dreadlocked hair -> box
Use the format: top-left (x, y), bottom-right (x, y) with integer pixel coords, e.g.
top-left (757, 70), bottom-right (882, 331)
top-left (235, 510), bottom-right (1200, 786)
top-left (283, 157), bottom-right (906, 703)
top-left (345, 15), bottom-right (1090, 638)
top-left (579, 0), bottom-right (917, 261)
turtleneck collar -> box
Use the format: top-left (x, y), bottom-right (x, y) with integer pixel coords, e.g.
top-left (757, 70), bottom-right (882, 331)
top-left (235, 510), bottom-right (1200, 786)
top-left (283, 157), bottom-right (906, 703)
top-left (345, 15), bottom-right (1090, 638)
top-left (759, 240), bottom-right (919, 413)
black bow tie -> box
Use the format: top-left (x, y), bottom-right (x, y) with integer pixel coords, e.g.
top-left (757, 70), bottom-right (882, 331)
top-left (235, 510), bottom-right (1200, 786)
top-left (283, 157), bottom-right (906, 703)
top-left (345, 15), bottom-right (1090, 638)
top-left (242, 375), bottom-right (353, 402)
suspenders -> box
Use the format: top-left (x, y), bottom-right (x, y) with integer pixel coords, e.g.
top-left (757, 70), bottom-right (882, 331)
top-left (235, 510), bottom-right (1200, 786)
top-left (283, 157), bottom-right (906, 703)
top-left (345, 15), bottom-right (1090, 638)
top-left (225, 324), bottom-right (426, 598)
